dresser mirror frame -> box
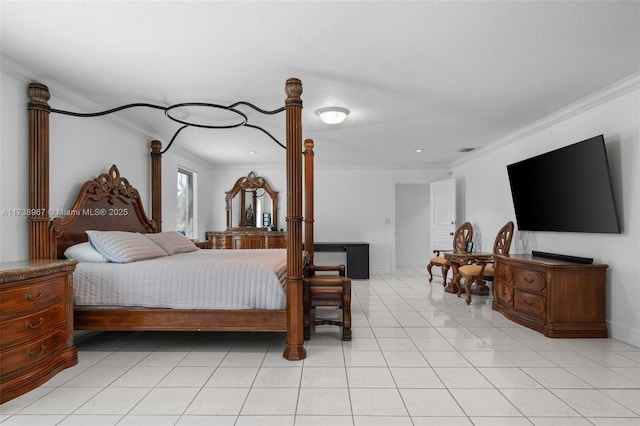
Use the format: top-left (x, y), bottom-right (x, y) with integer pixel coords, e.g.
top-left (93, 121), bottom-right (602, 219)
top-left (225, 171), bottom-right (279, 231)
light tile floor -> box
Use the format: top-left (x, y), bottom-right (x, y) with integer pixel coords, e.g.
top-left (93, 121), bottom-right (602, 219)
top-left (1, 267), bottom-right (639, 425)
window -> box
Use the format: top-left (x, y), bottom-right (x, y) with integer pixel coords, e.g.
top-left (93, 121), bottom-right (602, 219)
top-left (177, 167), bottom-right (197, 238)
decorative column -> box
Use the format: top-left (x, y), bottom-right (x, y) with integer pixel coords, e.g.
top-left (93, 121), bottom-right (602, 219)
top-left (150, 140), bottom-right (163, 232)
top-left (28, 83), bottom-right (52, 259)
top-left (303, 139), bottom-right (315, 265)
top-left (283, 78), bottom-right (306, 361)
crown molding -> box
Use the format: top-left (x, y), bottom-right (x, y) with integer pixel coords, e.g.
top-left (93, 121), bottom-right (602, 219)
top-left (450, 72), bottom-right (640, 169)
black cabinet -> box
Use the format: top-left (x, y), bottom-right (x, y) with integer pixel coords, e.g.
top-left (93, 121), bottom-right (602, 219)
top-left (314, 242), bottom-right (370, 279)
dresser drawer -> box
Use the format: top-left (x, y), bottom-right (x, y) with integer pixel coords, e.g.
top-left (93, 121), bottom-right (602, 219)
top-left (514, 269), bottom-right (546, 293)
top-left (494, 263), bottom-right (513, 284)
top-left (265, 234), bottom-right (286, 248)
top-left (0, 305), bottom-right (66, 347)
top-left (212, 235), bottom-right (229, 249)
top-left (514, 290), bottom-right (546, 317)
top-left (233, 236), bottom-right (265, 249)
top-left (494, 281), bottom-right (514, 306)
top-left (0, 328), bottom-right (68, 377)
top-left (0, 276), bottom-right (66, 315)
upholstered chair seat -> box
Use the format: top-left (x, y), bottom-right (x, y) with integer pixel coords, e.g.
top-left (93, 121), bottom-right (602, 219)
top-left (429, 255), bottom-right (447, 265)
top-left (458, 263), bottom-right (494, 278)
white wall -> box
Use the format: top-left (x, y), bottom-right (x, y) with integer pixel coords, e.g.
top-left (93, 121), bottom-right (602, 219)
top-left (0, 65), bottom-right (213, 261)
top-left (1, 71), bottom-right (30, 261)
top-left (451, 74), bottom-right (640, 347)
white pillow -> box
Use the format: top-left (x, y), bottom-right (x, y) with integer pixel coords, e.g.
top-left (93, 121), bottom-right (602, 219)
top-left (144, 231), bottom-right (199, 255)
top-left (86, 230), bottom-right (168, 263)
top-left (64, 242), bottom-right (110, 263)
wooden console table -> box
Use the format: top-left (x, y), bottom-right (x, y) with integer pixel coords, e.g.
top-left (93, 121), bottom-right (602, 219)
top-left (493, 254), bottom-right (608, 338)
top-left (314, 242), bottom-right (369, 280)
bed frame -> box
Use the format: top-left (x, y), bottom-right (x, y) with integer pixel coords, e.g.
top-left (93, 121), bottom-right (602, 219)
top-left (27, 79), bottom-right (308, 360)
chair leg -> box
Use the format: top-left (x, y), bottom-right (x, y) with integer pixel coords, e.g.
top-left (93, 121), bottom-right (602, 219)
top-left (441, 264), bottom-right (450, 287)
top-left (456, 275), bottom-right (475, 305)
top-left (427, 262), bottom-right (435, 283)
top-left (303, 280), bottom-right (311, 340)
top-left (341, 280), bottom-right (352, 341)
top-left (465, 277), bottom-right (473, 305)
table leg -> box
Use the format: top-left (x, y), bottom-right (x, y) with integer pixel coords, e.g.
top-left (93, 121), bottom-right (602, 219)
top-left (444, 262), bottom-right (461, 294)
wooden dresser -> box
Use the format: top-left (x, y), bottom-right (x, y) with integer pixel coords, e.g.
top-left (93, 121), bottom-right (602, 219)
top-left (208, 230), bottom-right (286, 249)
top-left (493, 254), bottom-right (608, 338)
top-left (0, 259), bottom-right (78, 403)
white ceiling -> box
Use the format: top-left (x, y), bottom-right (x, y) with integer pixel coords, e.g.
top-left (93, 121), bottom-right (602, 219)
top-left (2, 1), bottom-right (639, 168)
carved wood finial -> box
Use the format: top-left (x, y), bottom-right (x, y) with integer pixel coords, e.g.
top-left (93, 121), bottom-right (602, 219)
top-left (27, 82), bottom-right (51, 110)
top-left (285, 78), bottom-right (303, 105)
top-left (304, 139), bottom-right (314, 154)
top-left (150, 139), bottom-right (162, 155)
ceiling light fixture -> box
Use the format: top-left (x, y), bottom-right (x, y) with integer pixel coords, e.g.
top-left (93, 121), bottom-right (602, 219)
top-left (316, 106), bottom-right (350, 125)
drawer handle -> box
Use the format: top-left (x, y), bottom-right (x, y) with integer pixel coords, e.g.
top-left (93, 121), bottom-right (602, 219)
top-left (27, 345), bottom-right (46, 357)
top-left (25, 317), bottom-right (45, 329)
top-left (523, 277), bottom-right (535, 283)
top-left (25, 291), bottom-right (43, 301)
top-left (523, 299), bottom-right (534, 306)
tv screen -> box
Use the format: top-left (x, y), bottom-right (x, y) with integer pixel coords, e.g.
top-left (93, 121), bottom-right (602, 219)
top-left (507, 135), bottom-right (621, 233)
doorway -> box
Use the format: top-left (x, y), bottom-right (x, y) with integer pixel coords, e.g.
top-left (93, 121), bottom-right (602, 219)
top-left (393, 181), bottom-right (430, 272)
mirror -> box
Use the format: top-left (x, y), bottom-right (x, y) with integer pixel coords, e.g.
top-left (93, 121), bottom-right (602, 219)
top-left (225, 171), bottom-right (279, 231)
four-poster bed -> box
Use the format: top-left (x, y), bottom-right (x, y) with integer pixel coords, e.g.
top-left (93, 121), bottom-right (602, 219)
top-left (26, 79), bottom-right (308, 361)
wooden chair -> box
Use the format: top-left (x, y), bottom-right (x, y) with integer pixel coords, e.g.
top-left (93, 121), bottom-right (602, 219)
top-left (302, 139), bottom-right (352, 341)
top-left (303, 262), bottom-right (352, 341)
top-left (457, 221), bottom-right (514, 304)
top-left (427, 222), bottom-right (473, 285)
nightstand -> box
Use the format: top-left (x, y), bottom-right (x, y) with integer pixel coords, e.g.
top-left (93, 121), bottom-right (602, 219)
top-left (0, 259), bottom-right (78, 403)
top-left (191, 239), bottom-right (211, 249)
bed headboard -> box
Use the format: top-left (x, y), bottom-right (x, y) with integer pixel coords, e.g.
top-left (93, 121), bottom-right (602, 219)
top-left (50, 165), bottom-right (158, 259)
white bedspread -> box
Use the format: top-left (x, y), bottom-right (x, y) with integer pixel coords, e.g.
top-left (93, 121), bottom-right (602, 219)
top-left (73, 249), bottom-right (287, 310)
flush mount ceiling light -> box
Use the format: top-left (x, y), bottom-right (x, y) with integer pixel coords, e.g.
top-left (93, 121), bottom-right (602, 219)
top-left (316, 106), bottom-right (350, 125)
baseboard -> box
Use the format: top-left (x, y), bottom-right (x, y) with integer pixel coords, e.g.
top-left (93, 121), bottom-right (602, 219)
top-left (608, 321), bottom-right (640, 349)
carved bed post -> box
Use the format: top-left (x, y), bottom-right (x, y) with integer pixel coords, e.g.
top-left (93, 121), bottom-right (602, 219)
top-left (28, 82), bottom-right (53, 259)
top-left (150, 140), bottom-right (162, 232)
top-left (304, 139), bottom-right (315, 265)
top-left (283, 78), bottom-right (306, 361)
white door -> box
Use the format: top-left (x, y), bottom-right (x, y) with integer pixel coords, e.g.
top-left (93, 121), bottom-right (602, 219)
top-left (430, 178), bottom-right (457, 255)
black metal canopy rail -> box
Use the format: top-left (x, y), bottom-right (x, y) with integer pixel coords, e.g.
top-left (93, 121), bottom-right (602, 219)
top-left (50, 101), bottom-right (287, 154)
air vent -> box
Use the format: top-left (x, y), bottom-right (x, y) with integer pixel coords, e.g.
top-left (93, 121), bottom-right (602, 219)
top-left (459, 147), bottom-right (475, 152)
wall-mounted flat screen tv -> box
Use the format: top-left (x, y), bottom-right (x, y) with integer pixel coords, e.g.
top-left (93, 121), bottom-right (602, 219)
top-left (506, 135), bottom-right (621, 233)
